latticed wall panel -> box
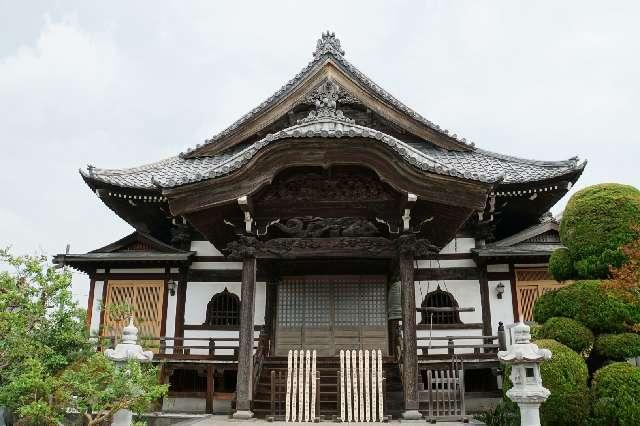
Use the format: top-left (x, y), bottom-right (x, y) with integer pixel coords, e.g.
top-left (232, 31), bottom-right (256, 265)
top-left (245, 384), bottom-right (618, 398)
top-left (515, 268), bottom-right (570, 321)
top-left (276, 276), bottom-right (387, 356)
top-left (102, 280), bottom-right (165, 343)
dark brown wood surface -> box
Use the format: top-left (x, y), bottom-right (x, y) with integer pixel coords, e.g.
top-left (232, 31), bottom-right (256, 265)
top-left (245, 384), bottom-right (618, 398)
top-left (400, 253), bottom-right (419, 412)
top-left (235, 256), bottom-right (257, 413)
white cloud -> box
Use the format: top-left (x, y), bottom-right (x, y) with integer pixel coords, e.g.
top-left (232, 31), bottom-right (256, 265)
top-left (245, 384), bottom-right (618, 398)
top-left (1, 1), bottom-right (639, 306)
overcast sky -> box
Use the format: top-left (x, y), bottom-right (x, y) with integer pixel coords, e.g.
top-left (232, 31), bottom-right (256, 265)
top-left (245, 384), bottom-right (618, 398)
top-left (1, 1), bottom-right (639, 304)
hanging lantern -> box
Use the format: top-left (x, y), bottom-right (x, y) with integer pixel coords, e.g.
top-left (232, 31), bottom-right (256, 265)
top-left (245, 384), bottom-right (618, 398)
top-left (388, 280), bottom-right (402, 320)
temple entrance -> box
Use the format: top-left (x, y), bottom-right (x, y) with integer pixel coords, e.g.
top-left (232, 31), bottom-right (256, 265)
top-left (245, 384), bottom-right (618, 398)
top-left (275, 275), bottom-right (388, 356)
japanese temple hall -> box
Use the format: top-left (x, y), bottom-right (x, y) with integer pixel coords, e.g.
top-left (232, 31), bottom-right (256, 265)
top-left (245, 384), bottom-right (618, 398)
top-left (56, 32), bottom-right (585, 420)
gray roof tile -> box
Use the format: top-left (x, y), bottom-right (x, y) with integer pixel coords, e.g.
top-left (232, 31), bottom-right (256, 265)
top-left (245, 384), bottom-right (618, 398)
top-left (82, 118), bottom-right (584, 190)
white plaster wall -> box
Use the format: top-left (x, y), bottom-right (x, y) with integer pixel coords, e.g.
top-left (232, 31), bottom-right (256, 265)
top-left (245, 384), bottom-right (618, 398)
top-left (108, 268), bottom-right (166, 273)
top-left (489, 280), bottom-right (514, 331)
top-left (414, 280), bottom-right (482, 324)
top-left (440, 237), bottom-right (476, 254)
top-left (90, 281), bottom-right (104, 337)
top-left (190, 240), bottom-right (223, 256)
top-left (184, 281), bottom-right (266, 326)
top-left (416, 258), bottom-right (477, 268)
top-left (190, 262), bottom-right (242, 270)
top-left (487, 264), bottom-right (509, 273)
top-left (165, 286), bottom-right (178, 338)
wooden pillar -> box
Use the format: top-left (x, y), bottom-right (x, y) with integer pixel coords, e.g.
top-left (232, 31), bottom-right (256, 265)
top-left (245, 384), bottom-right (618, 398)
top-left (399, 252), bottom-right (421, 419)
top-left (478, 263), bottom-right (493, 338)
top-left (206, 365), bottom-right (215, 414)
top-left (174, 267), bottom-right (188, 352)
top-left (233, 255), bottom-right (257, 419)
top-left (85, 275), bottom-right (96, 330)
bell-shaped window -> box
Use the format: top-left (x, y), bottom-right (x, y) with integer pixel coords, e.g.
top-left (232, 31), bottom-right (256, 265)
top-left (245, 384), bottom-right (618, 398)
top-left (203, 288), bottom-right (240, 326)
top-left (420, 287), bottom-right (462, 324)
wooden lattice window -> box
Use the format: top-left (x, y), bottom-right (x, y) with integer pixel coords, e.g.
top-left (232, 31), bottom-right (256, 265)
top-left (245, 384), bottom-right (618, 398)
top-left (102, 280), bottom-right (165, 342)
top-left (203, 288), bottom-right (240, 327)
top-left (515, 267), bottom-right (570, 321)
top-left (420, 287), bottom-right (462, 324)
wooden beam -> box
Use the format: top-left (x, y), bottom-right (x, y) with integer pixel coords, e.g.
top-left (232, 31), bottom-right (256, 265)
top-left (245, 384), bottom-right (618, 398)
top-left (415, 267), bottom-right (478, 281)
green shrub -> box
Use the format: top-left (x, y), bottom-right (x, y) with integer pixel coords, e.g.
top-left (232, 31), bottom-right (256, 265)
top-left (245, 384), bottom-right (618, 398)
top-left (594, 333), bottom-right (640, 360)
top-left (529, 323), bottom-right (543, 340)
top-left (503, 339), bottom-right (589, 426)
top-left (591, 362), bottom-right (640, 426)
top-left (549, 248), bottom-right (575, 281)
top-left (560, 184), bottom-right (640, 279)
top-left (532, 280), bottom-right (631, 333)
top-left (540, 317), bottom-right (594, 353)
top-left (475, 400), bottom-right (519, 426)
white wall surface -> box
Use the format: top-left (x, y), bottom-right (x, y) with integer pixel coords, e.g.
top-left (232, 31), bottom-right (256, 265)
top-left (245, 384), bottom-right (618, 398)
top-left (184, 281), bottom-right (266, 326)
top-left (414, 280), bottom-right (482, 324)
top-left (90, 281), bottom-right (104, 336)
top-left (440, 237), bottom-right (476, 254)
top-left (190, 240), bottom-right (223, 256)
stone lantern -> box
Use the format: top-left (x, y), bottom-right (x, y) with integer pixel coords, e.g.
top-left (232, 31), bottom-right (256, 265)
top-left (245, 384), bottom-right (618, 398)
top-left (498, 322), bottom-right (552, 426)
top-left (104, 317), bottom-right (154, 426)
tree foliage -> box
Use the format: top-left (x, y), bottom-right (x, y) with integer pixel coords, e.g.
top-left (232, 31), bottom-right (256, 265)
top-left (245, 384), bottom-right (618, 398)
top-left (540, 317), bottom-right (594, 353)
top-left (0, 250), bottom-right (167, 425)
top-left (594, 333), bottom-right (640, 361)
top-left (590, 362), bottom-right (640, 426)
top-left (548, 248), bottom-right (574, 281)
top-left (559, 183), bottom-right (640, 279)
top-left (61, 353), bottom-right (167, 426)
top-left (533, 280), bottom-right (633, 333)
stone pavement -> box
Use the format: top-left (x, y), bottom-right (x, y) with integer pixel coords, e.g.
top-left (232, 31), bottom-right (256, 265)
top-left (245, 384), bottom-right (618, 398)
top-left (174, 415), bottom-right (485, 425)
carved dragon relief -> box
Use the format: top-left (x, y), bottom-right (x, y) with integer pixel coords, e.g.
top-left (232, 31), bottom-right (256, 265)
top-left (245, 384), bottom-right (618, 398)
top-left (271, 216), bottom-right (380, 238)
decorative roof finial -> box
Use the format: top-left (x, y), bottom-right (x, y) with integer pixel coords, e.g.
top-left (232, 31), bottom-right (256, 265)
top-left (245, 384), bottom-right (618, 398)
top-left (313, 31), bottom-right (345, 59)
top-left (297, 78), bottom-right (355, 125)
top-left (539, 211), bottom-right (555, 223)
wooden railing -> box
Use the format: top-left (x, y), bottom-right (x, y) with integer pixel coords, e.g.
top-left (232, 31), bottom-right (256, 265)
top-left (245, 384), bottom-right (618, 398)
top-left (417, 331), bottom-right (507, 361)
top-left (252, 329), bottom-right (270, 397)
top-left (99, 335), bottom-right (259, 360)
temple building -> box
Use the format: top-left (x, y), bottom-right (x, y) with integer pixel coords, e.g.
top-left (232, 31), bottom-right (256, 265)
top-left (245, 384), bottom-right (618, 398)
top-left (56, 33), bottom-right (585, 419)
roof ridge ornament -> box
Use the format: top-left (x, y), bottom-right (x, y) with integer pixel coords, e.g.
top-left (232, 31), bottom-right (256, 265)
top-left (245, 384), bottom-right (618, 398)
top-left (297, 78), bottom-right (355, 125)
top-left (313, 31), bottom-right (345, 59)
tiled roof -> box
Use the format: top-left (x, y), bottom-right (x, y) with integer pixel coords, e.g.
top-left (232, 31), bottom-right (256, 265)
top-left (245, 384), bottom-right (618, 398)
top-left (81, 117), bottom-right (584, 190)
top-left (184, 32), bottom-right (475, 156)
top-left (473, 218), bottom-right (564, 257)
top-left (81, 32), bottom-right (585, 191)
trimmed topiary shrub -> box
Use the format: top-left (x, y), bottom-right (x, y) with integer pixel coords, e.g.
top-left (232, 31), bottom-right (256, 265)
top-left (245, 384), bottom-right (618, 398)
top-left (532, 280), bottom-right (631, 333)
top-left (549, 248), bottom-right (574, 281)
top-left (540, 317), bottom-right (594, 353)
top-left (560, 183), bottom-right (640, 279)
top-left (594, 333), bottom-right (640, 360)
top-left (503, 339), bottom-right (589, 426)
top-left (529, 323), bottom-right (543, 341)
top-left (591, 362), bottom-right (640, 425)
